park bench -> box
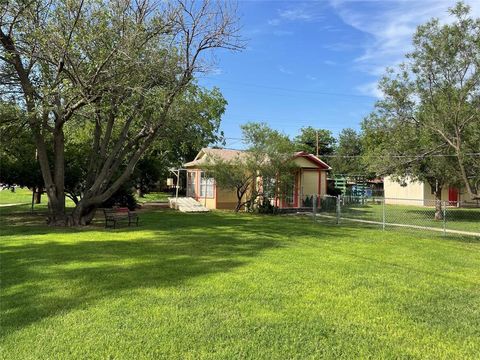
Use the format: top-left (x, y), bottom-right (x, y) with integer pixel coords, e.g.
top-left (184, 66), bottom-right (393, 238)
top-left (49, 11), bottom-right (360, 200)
top-left (103, 207), bottom-right (139, 229)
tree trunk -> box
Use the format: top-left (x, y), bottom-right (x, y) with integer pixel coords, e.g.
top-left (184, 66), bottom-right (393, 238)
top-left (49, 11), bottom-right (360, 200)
top-left (137, 187), bottom-right (144, 198)
top-left (35, 188), bottom-right (42, 204)
top-left (68, 202), bottom-right (98, 226)
top-left (234, 202), bottom-right (242, 212)
top-left (433, 184), bottom-right (443, 221)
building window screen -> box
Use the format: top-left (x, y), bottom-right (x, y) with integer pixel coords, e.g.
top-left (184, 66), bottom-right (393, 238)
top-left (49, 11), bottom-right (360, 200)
top-left (187, 171), bottom-right (196, 197)
top-left (200, 175), bottom-right (214, 198)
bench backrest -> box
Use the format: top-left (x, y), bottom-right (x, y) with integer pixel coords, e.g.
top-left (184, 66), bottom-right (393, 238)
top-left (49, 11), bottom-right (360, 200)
top-left (103, 208), bottom-right (116, 218)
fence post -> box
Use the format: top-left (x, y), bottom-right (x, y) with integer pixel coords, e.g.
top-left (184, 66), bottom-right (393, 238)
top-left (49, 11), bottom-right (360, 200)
top-left (336, 195), bottom-right (341, 225)
top-left (382, 198), bottom-right (385, 231)
top-left (312, 194), bottom-right (317, 223)
top-left (443, 201), bottom-right (446, 237)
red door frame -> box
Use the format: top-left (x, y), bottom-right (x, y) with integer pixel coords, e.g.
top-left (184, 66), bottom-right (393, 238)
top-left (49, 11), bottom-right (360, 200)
top-left (293, 171), bottom-right (299, 208)
top-left (448, 187), bottom-right (458, 205)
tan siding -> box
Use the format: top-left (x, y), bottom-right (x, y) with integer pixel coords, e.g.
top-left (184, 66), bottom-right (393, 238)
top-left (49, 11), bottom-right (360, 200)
top-left (293, 157), bottom-right (316, 168)
top-left (319, 171), bottom-right (327, 196)
top-left (196, 197), bottom-right (216, 209)
top-left (422, 183), bottom-right (449, 205)
top-left (216, 202), bottom-right (240, 210)
top-left (301, 170), bottom-right (319, 196)
top-left (384, 177), bottom-right (425, 205)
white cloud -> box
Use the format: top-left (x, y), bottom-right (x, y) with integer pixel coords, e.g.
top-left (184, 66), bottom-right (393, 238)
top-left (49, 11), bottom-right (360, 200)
top-left (329, 0), bottom-right (480, 99)
top-left (278, 65), bottom-right (293, 75)
top-left (356, 82), bottom-right (383, 99)
top-left (323, 60), bottom-right (336, 66)
top-left (210, 68), bottom-right (224, 76)
top-left (268, 3), bottom-right (324, 26)
top-left (268, 19), bottom-right (281, 26)
top-left (278, 8), bottom-right (316, 22)
top-left (306, 74), bottom-right (317, 81)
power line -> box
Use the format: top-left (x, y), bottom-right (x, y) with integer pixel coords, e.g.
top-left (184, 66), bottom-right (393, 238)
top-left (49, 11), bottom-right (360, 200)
top-left (317, 153), bottom-right (480, 158)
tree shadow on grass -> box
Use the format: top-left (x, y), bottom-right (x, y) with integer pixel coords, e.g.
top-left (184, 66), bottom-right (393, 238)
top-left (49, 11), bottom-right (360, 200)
top-left (0, 210), bottom-right (350, 338)
top-left (1, 234), bottom-right (274, 337)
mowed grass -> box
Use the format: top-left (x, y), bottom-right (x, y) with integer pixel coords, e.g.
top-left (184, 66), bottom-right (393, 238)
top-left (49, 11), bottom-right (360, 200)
top-left (136, 191), bottom-right (172, 203)
top-left (1, 210), bottom-right (480, 359)
top-left (0, 188), bottom-right (33, 205)
top-left (337, 202), bottom-right (480, 233)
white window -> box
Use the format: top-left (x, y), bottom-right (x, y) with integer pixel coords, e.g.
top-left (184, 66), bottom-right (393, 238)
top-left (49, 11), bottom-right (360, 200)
top-left (200, 174), bottom-right (214, 198)
top-left (187, 171), bottom-right (196, 197)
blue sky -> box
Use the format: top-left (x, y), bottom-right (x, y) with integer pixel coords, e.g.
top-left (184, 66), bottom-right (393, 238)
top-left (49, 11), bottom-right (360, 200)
top-left (198, 0), bottom-right (480, 149)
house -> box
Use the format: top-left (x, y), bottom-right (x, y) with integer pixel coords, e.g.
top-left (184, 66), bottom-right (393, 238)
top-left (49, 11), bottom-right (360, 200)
top-left (383, 176), bottom-right (476, 206)
top-left (183, 148), bottom-right (331, 210)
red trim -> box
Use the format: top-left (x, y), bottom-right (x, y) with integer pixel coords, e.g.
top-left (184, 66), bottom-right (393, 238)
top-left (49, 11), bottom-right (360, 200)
top-left (293, 151), bottom-right (331, 170)
top-left (293, 171), bottom-right (299, 207)
top-left (324, 172), bottom-right (327, 196)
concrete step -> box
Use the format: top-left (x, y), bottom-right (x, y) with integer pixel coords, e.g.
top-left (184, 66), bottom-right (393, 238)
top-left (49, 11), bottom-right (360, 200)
top-left (168, 197), bottom-right (210, 213)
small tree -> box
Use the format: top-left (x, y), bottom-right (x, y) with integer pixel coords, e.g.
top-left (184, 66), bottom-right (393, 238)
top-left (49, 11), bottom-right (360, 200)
top-left (205, 156), bottom-right (253, 212)
top-left (205, 123), bottom-right (295, 212)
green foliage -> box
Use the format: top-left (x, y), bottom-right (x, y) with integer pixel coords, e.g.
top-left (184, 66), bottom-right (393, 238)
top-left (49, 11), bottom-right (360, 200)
top-left (329, 128), bottom-right (370, 176)
top-left (205, 122), bottom-right (295, 212)
top-left (294, 126), bottom-right (336, 155)
top-left (1, 0), bottom-right (241, 224)
top-left (256, 199), bottom-right (277, 214)
top-left (101, 185), bottom-right (137, 210)
top-left (132, 85), bottom-right (227, 195)
top-left (241, 122), bottom-right (295, 189)
top-left (362, 1), bottom-right (480, 198)
top-left (0, 102), bottom-right (42, 189)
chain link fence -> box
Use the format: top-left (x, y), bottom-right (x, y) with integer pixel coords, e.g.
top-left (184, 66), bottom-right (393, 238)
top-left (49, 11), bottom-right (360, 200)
top-left (301, 194), bottom-right (480, 237)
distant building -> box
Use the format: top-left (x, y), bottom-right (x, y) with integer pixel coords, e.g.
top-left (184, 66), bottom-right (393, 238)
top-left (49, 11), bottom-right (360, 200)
top-left (383, 176), bottom-right (476, 206)
top-left (184, 148), bottom-right (331, 210)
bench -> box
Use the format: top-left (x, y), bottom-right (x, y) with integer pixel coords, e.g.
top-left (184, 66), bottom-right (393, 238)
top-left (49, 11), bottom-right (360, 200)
top-left (103, 207), bottom-right (139, 229)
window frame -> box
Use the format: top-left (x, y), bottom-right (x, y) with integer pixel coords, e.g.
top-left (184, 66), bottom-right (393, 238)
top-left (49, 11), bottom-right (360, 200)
top-left (199, 173), bottom-right (215, 199)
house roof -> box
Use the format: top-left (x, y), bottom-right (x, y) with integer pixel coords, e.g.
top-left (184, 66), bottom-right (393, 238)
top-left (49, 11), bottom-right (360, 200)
top-left (184, 148), bottom-right (332, 170)
top-left (293, 151), bottom-right (332, 170)
top-left (184, 148), bottom-right (246, 168)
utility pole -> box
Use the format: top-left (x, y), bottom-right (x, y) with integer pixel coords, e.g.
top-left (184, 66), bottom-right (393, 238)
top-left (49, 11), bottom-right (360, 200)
top-left (316, 130), bottom-right (319, 157)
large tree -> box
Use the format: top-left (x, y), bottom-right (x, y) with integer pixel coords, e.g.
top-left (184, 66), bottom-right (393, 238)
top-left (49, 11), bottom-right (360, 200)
top-left (132, 85), bottom-right (227, 197)
top-left (0, 0), bottom-right (241, 225)
top-left (363, 2), bottom-right (480, 204)
top-left (368, 3), bottom-right (480, 199)
top-left (329, 128), bottom-right (370, 177)
top-left (294, 126), bottom-right (336, 156)
top-left (363, 110), bottom-right (460, 219)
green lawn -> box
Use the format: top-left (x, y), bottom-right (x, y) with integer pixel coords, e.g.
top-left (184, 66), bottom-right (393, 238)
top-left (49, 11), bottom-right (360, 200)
top-left (0, 187), bottom-right (33, 205)
top-left (136, 191), bottom-right (172, 203)
top-left (0, 189), bottom-right (75, 215)
top-left (1, 209), bottom-right (479, 359)
top-left (325, 201), bottom-right (480, 233)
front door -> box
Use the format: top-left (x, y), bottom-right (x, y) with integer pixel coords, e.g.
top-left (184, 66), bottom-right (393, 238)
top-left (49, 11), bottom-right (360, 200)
top-left (448, 187), bottom-right (458, 205)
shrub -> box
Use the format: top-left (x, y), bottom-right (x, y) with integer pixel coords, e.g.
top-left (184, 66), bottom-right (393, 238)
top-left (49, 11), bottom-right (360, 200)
top-left (102, 186), bottom-right (137, 210)
top-left (257, 198), bottom-right (278, 214)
